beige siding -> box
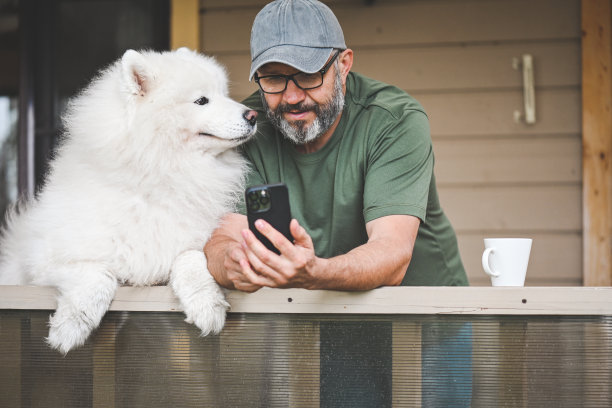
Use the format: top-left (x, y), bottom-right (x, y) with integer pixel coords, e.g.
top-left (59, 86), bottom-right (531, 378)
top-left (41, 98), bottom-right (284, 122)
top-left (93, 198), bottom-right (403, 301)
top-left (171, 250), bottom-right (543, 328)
top-left (200, 0), bottom-right (582, 286)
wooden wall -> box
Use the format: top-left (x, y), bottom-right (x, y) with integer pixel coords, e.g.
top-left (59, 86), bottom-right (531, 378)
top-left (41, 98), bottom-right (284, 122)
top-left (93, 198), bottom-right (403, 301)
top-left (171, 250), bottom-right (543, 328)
top-left (199, 0), bottom-right (583, 286)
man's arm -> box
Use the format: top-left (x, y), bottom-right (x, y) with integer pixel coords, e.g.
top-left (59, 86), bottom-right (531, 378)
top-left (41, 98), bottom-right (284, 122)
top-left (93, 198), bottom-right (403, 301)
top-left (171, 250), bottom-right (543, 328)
top-left (315, 214), bottom-right (420, 289)
top-left (214, 213), bottom-right (420, 291)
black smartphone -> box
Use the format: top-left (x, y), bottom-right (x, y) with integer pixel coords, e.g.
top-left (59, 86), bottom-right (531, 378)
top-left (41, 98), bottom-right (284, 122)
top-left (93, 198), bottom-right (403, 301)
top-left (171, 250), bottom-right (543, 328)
top-left (245, 183), bottom-right (292, 254)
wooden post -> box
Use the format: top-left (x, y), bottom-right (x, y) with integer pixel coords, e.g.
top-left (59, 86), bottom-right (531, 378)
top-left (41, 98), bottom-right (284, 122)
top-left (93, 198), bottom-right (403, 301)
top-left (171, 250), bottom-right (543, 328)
top-left (170, 0), bottom-right (200, 51)
top-left (582, 0), bottom-right (612, 286)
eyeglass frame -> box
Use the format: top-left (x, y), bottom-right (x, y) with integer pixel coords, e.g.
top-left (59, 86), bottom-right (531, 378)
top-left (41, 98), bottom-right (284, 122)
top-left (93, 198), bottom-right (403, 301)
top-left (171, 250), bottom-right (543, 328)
top-left (253, 50), bottom-right (342, 94)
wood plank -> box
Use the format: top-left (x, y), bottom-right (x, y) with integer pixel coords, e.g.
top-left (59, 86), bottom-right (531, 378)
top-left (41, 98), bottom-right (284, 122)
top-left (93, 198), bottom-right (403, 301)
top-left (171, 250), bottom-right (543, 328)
top-left (457, 233), bottom-right (582, 286)
top-left (201, 0), bottom-right (349, 8)
top-left (439, 185), bottom-right (582, 231)
top-left (581, 0), bottom-right (612, 286)
top-left (434, 136), bottom-right (581, 185)
top-left (201, 0), bottom-right (581, 53)
top-left (353, 41), bottom-right (581, 92)
top-left (214, 41), bottom-right (581, 99)
top-left (2, 285), bottom-right (612, 315)
top-left (337, 0), bottom-right (581, 47)
top-left (417, 88), bottom-right (581, 137)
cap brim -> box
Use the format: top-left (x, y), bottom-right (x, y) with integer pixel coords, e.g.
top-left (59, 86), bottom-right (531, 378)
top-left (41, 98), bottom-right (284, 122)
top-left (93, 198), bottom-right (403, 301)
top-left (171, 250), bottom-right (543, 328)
top-left (249, 46), bottom-right (334, 80)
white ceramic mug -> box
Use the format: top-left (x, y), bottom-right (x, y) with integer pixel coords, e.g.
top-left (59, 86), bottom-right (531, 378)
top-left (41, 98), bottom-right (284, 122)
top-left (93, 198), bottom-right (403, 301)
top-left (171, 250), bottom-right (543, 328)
top-left (482, 238), bottom-right (532, 286)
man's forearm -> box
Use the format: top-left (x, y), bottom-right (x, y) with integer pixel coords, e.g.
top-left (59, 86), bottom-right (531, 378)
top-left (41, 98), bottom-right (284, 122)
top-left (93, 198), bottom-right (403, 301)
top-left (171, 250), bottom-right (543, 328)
top-left (310, 237), bottom-right (411, 290)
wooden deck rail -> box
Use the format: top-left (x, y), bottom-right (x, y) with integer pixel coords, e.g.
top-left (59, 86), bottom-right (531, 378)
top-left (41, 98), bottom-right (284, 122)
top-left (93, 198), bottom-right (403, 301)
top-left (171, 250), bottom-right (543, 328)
top-left (1, 285), bottom-right (611, 315)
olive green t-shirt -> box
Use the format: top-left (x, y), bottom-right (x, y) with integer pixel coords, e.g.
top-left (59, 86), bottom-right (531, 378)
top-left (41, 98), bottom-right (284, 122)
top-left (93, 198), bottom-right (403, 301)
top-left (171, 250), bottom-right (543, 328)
top-left (240, 72), bottom-right (468, 286)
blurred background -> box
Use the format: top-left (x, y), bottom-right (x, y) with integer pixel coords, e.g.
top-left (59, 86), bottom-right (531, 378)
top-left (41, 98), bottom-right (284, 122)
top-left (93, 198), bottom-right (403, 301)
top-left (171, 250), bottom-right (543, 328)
top-left (0, 0), bottom-right (609, 286)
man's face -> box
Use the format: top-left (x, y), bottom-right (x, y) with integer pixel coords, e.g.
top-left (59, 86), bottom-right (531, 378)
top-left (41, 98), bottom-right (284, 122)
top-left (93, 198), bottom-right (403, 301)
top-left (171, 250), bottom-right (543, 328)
top-left (258, 58), bottom-right (345, 145)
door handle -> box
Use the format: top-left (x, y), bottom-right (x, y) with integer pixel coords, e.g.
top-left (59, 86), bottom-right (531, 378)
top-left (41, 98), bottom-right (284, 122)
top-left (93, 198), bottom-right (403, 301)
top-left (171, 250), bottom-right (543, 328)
top-left (512, 54), bottom-right (536, 125)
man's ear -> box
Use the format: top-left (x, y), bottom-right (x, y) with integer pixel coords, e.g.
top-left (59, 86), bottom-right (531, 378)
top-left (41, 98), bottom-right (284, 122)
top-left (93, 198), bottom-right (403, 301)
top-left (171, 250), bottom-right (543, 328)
top-left (121, 49), bottom-right (153, 96)
top-left (338, 49), bottom-right (354, 81)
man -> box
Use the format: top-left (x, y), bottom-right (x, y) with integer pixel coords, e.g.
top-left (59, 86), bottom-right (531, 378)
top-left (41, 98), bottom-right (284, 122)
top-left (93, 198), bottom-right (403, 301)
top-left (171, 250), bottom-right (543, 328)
top-left (205, 0), bottom-right (468, 291)
top-left (206, 2), bottom-right (472, 406)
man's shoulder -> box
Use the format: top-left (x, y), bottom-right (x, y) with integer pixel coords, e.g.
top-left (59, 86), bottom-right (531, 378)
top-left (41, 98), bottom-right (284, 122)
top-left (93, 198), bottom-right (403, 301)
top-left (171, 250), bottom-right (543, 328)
top-left (346, 72), bottom-right (426, 120)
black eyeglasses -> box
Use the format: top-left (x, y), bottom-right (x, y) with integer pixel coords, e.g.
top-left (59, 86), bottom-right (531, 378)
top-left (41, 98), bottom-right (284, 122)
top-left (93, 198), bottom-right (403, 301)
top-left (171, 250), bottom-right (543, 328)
top-left (254, 50), bottom-right (341, 94)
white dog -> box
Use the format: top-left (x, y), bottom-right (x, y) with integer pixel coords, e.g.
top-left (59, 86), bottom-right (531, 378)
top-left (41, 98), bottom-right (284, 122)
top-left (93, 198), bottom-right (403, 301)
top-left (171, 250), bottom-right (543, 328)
top-left (0, 48), bottom-right (257, 354)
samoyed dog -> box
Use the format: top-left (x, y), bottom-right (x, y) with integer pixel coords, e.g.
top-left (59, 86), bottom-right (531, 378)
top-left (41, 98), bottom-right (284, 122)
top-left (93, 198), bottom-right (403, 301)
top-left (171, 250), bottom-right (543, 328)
top-left (0, 48), bottom-right (257, 354)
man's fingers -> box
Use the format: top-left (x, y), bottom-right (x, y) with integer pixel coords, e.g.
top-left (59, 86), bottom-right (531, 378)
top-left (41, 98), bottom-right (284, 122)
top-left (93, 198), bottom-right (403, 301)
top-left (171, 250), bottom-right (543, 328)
top-left (289, 218), bottom-right (313, 248)
top-left (241, 228), bottom-right (297, 286)
top-left (237, 258), bottom-right (274, 287)
top-left (241, 240), bottom-right (287, 284)
top-left (224, 243), bottom-right (268, 290)
top-left (253, 219), bottom-right (296, 255)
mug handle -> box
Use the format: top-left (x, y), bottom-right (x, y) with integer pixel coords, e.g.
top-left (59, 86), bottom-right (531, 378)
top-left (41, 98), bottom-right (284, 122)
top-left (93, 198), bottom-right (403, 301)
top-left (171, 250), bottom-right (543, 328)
top-left (482, 247), bottom-right (501, 277)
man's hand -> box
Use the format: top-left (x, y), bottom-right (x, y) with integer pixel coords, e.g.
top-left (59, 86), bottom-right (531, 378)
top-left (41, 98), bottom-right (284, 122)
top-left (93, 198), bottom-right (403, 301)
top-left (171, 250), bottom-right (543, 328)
top-left (240, 214), bottom-right (419, 290)
top-left (204, 213), bottom-right (263, 292)
top-left (206, 213), bottom-right (419, 292)
top-left (220, 240), bottom-right (264, 292)
top-left (240, 218), bottom-right (324, 289)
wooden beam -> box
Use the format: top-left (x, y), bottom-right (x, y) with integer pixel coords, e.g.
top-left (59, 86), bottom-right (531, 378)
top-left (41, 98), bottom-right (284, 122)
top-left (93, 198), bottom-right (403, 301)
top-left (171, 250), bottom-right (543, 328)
top-left (170, 0), bottom-right (200, 51)
top-left (582, 0), bottom-right (612, 286)
top-left (2, 286), bottom-right (612, 315)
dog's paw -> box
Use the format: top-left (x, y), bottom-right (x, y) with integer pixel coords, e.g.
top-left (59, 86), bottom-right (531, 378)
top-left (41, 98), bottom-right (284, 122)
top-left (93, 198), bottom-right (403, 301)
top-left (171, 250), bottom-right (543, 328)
top-left (183, 293), bottom-right (230, 337)
top-left (46, 310), bottom-right (94, 355)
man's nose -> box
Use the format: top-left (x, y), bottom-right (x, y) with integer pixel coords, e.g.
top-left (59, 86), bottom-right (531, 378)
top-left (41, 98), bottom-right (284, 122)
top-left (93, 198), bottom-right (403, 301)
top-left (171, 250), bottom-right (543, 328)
top-left (282, 79), bottom-right (306, 104)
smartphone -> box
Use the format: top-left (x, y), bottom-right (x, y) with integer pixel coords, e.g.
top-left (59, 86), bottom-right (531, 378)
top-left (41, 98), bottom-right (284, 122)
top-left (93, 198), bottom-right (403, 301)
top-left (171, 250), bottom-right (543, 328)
top-left (245, 183), bottom-right (292, 254)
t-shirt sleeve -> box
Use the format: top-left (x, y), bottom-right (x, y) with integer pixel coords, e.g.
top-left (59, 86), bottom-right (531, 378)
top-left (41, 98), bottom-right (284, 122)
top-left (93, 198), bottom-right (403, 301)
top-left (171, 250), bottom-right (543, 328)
top-left (363, 109), bottom-right (433, 223)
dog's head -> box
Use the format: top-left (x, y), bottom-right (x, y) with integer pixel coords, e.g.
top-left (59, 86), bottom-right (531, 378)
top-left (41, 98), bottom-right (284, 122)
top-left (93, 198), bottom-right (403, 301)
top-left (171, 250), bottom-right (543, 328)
top-left (118, 48), bottom-right (257, 155)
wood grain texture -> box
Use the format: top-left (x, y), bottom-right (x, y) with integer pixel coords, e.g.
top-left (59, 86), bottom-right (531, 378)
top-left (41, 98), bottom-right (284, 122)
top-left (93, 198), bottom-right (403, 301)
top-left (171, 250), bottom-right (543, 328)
top-left (581, 0), bottom-right (612, 286)
top-left (439, 185), bottom-right (582, 231)
top-left (1, 285), bottom-right (611, 315)
top-left (200, 0), bottom-right (580, 52)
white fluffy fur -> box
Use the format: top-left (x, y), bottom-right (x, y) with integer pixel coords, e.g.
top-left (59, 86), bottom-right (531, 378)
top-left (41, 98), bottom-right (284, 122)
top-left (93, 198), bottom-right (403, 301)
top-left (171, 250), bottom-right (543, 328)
top-left (0, 48), bottom-right (256, 354)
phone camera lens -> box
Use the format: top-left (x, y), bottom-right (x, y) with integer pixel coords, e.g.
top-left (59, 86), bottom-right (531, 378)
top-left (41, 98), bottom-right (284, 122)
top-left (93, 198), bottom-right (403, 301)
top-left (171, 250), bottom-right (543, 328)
top-left (247, 191), bottom-right (259, 202)
top-left (249, 202), bottom-right (260, 212)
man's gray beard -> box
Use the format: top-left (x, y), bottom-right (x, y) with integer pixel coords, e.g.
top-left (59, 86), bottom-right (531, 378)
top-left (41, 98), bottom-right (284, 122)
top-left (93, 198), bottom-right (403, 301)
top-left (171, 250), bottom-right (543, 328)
top-left (261, 68), bottom-right (345, 146)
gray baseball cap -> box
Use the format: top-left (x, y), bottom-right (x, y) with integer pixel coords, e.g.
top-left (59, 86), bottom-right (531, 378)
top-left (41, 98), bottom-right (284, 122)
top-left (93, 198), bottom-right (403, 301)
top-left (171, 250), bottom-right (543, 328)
top-left (249, 0), bottom-right (347, 80)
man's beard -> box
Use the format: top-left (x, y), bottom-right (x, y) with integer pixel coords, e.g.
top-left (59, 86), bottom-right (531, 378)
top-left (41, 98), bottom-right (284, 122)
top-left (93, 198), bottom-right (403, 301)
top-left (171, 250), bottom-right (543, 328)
top-left (261, 69), bottom-right (345, 146)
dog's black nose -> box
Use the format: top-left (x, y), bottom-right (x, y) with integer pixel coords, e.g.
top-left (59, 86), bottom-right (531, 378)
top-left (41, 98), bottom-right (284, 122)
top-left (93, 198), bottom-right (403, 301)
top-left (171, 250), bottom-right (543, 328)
top-left (243, 110), bottom-right (257, 127)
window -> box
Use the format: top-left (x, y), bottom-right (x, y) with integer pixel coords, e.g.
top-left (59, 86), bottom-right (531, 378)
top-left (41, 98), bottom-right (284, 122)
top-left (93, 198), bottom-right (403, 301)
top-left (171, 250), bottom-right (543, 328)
top-left (1, 0), bottom-right (169, 217)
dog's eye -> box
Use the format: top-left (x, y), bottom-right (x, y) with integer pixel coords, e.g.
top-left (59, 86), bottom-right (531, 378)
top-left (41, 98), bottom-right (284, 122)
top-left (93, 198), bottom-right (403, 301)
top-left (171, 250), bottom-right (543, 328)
top-left (194, 97), bottom-right (209, 106)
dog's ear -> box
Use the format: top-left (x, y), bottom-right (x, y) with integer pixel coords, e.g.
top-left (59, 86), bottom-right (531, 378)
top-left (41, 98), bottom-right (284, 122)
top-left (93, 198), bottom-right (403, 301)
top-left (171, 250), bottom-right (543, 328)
top-left (121, 49), bottom-right (153, 96)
